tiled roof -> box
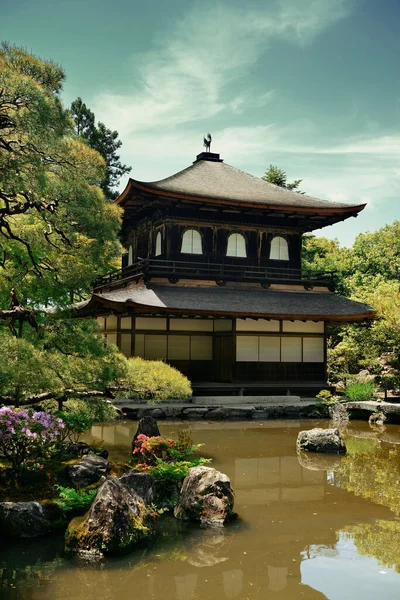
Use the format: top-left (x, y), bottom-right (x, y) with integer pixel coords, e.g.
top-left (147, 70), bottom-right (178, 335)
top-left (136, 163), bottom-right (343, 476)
top-left (122, 158), bottom-right (364, 212)
top-left (76, 283), bottom-right (375, 322)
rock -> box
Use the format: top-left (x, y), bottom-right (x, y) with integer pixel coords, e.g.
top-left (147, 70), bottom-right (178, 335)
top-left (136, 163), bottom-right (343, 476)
top-left (174, 465), bottom-right (235, 525)
top-left (60, 441), bottom-right (92, 457)
top-left (119, 471), bottom-right (156, 504)
top-left (207, 408), bottom-right (228, 420)
top-left (65, 477), bottom-right (152, 556)
top-left (355, 369), bottom-right (375, 382)
top-left (297, 450), bottom-right (343, 471)
top-left (149, 408), bottom-right (166, 419)
top-left (68, 454), bottom-right (110, 487)
top-left (296, 428), bottom-right (346, 454)
top-left (182, 407), bottom-right (210, 419)
top-left (133, 416), bottom-right (161, 443)
top-left (344, 401), bottom-right (400, 423)
top-left (0, 501), bottom-right (63, 539)
top-left (369, 412), bottom-right (386, 426)
top-left (328, 401), bottom-right (349, 423)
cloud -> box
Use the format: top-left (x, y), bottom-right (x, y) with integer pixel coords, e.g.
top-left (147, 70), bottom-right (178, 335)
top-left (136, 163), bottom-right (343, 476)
top-left (92, 0), bottom-right (354, 135)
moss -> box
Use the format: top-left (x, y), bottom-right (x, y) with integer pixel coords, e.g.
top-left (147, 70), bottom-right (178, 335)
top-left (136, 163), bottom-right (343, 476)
top-left (65, 498), bottom-right (152, 555)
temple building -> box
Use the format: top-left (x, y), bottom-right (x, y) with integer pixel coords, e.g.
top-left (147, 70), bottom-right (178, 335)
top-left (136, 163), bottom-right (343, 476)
top-left (77, 150), bottom-right (375, 395)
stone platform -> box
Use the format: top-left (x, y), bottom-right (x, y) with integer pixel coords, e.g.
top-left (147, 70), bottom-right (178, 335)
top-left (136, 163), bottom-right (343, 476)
top-left (113, 397), bottom-right (317, 421)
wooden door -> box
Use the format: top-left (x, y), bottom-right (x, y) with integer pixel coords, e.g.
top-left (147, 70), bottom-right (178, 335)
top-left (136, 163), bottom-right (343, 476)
top-left (214, 335), bottom-right (233, 382)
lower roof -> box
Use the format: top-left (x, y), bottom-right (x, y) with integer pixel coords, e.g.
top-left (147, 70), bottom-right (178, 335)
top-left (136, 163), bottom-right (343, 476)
top-left (76, 283), bottom-right (375, 322)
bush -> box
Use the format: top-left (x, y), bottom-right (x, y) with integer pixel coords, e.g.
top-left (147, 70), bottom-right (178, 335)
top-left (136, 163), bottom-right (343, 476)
top-left (55, 485), bottom-right (97, 514)
top-left (344, 381), bottom-right (375, 401)
top-left (56, 412), bottom-right (93, 442)
top-left (122, 357), bottom-right (191, 402)
top-left (149, 457), bottom-right (211, 481)
top-left (132, 434), bottom-right (204, 465)
top-left (39, 397), bottom-right (119, 422)
top-left (0, 407), bottom-right (65, 471)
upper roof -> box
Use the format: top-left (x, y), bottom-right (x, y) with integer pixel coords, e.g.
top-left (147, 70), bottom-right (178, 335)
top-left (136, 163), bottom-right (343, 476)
top-left (116, 152), bottom-right (366, 216)
top-left (75, 282), bottom-right (375, 322)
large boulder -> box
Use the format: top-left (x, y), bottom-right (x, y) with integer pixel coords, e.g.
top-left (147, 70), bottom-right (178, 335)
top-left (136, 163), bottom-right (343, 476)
top-left (174, 465), bottom-right (235, 526)
top-left (68, 454), bottom-right (110, 487)
top-left (65, 477), bottom-right (152, 556)
top-left (119, 470), bottom-right (180, 510)
top-left (133, 416), bottom-right (160, 443)
top-left (328, 402), bottom-right (349, 423)
top-left (0, 501), bottom-right (62, 539)
top-left (119, 471), bottom-right (156, 504)
top-left (297, 428), bottom-right (346, 454)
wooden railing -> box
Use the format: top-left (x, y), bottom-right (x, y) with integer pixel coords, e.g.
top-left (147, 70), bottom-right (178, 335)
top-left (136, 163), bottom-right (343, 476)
top-left (94, 258), bottom-right (336, 290)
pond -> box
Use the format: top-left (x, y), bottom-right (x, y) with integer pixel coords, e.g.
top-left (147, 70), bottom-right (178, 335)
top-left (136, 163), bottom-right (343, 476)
top-left (2, 419), bottom-right (400, 600)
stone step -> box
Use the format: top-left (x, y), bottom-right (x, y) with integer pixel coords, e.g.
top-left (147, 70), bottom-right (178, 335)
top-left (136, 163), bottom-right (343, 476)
top-left (192, 395), bottom-right (301, 406)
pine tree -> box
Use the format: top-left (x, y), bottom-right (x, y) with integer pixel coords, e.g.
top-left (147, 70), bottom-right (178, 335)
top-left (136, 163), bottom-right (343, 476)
top-left (71, 98), bottom-right (131, 200)
top-left (263, 164), bottom-right (303, 193)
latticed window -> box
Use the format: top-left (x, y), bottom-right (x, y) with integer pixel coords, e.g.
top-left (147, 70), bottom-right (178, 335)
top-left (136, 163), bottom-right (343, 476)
top-left (155, 232), bottom-right (162, 256)
top-left (269, 236), bottom-right (289, 260)
top-left (226, 233), bottom-right (247, 257)
top-left (181, 229), bottom-right (202, 254)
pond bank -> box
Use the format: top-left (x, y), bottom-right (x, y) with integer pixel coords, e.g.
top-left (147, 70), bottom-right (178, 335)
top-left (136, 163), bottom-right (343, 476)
top-left (114, 398), bottom-right (400, 422)
top-left (114, 397), bottom-right (318, 420)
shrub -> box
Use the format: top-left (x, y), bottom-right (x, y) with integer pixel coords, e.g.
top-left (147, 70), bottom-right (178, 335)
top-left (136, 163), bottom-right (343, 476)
top-left (149, 457), bottom-right (211, 481)
top-left (0, 407), bottom-right (65, 471)
top-left (132, 434), bottom-right (204, 465)
top-left (344, 381), bottom-right (375, 401)
top-left (39, 397), bottom-right (119, 422)
top-left (56, 412), bottom-right (93, 443)
top-left (55, 485), bottom-right (97, 514)
top-left (121, 357), bottom-right (191, 402)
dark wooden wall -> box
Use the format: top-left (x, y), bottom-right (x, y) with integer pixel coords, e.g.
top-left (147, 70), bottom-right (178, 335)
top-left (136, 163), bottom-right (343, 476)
top-left (122, 218), bottom-right (302, 270)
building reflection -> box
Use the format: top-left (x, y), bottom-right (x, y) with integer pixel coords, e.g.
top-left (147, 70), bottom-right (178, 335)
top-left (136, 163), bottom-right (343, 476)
top-left (5, 421), bottom-right (398, 600)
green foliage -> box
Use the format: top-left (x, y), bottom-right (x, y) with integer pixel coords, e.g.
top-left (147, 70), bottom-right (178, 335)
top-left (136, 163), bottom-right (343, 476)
top-left (302, 223), bottom-right (400, 386)
top-left (0, 320), bottom-right (126, 405)
top-left (55, 484), bottom-right (97, 514)
top-left (0, 44), bottom-right (122, 307)
top-left (121, 357), bottom-right (192, 401)
top-left (344, 381), bottom-right (375, 401)
top-left (262, 164), bottom-right (303, 193)
top-left (71, 97), bottom-right (131, 200)
top-left (316, 389), bottom-right (332, 401)
top-left (56, 412), bottom-right (93, 442)
top-left (150, 457), bottom-right (212, 481)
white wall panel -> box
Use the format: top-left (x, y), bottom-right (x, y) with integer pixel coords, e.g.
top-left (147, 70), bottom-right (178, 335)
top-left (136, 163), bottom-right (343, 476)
top-left (170, 318), bottom-right (213, 331)
top-left (168, 335), bottom-right (190, 359)
top-left (135, 317), bottom-right (167, 330)
top-left (145, 335), bottom-right (167, 360)
top-left (120, 333), bottom-right (132, 357)
top-left (237, 319), bottom-right (280, 332)
top-left (303, 337), bottom-right (324, 362)
top-left (236, 336), bottom-right (258, 361)
top-left (259, 337), bottom-right (281, 361)
top-left (281, 337), bottom-right (302, 362)
top-left (282, 321), bottom-right (324, 333)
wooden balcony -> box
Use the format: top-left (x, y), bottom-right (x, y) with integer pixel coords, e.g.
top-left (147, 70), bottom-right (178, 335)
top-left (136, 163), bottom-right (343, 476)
top-left (94, 258), bottom-right (336, 291)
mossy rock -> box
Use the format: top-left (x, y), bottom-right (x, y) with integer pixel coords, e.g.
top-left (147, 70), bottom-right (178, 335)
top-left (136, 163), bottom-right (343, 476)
top-left (65, 477), bottom-right (153, 556)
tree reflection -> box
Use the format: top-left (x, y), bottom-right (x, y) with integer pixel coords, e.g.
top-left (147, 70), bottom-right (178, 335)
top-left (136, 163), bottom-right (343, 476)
top-left (345, 521), bottom-right (400, 573)
top-left (333, 437), bottom-right (400, 516)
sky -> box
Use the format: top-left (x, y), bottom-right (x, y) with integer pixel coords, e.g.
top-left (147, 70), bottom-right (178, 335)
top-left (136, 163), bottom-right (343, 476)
top-left (2, 0), bottom-right (400, 246)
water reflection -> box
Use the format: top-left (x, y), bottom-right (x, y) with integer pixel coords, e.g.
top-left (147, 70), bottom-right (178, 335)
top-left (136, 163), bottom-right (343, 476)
top-left (3, 420), bottom-right (400, 599)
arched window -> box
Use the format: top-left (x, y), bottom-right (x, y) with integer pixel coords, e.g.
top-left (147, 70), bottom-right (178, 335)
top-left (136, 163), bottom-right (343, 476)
top-left (269, 236), bottom-right (289, 260)
top-left (181, 229), bottom-right (202, 254)
top-left (128, 245), bottom-right (133, 266)
top-left (155, 232), bottom-right (162, 256)
top-left (226, 233), bottom-right (247, 257)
